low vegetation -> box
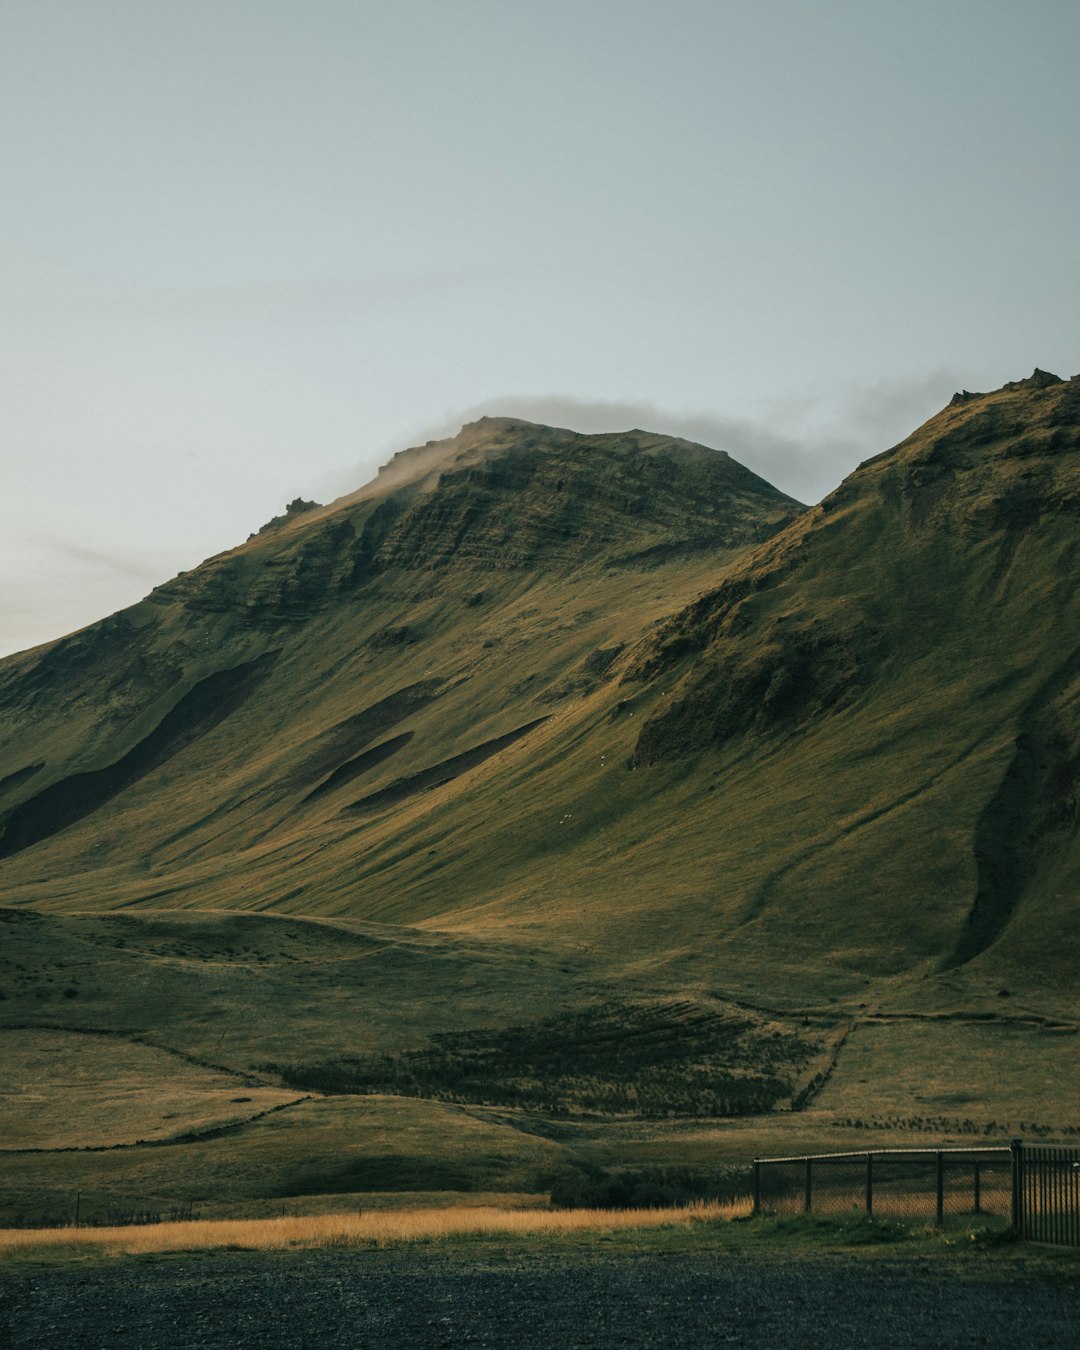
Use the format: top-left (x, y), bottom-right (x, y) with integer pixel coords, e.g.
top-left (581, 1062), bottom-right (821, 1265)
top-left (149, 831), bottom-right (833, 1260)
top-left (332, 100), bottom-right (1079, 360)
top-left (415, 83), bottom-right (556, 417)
top-left (550, 1165), bottom-right (749, 1210)
top-left (260, 1000), bottom-right (814, 1117)
top-left (0, 1198), bottom-right (750, 1260)
top-left (9, 1208), bottom-right (1079, 1292)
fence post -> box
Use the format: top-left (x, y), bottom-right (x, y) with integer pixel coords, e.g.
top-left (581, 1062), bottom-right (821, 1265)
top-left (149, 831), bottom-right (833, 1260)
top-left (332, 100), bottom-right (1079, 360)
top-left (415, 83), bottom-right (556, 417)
top-left (935, 1152), bottom-right (944, 1227)
top-left (865, 1153), bottom-right (873, 1218)
top-left (753, 1159), bottom-right (761, 1216)
top-left (804, 1158), bottom-right (813, 1213)
top-left (973, 1162), bottom-right (981, 1215)
top-left (1010, 1139), bottom-right (1024, 1237)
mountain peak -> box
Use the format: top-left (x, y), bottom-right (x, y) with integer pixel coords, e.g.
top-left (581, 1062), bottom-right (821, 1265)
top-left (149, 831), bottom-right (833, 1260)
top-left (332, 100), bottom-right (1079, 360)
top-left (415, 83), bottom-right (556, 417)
top-left (948, 367), bottom-right (1070, 407)
top-left (369, 416), bottom-right (741, 495)
top-left (630, 365), bottom-right (1080, 767)
top-left (115, 419), bottom-right (804, 629)
top-left (358, 419), bottom-right (801, 575)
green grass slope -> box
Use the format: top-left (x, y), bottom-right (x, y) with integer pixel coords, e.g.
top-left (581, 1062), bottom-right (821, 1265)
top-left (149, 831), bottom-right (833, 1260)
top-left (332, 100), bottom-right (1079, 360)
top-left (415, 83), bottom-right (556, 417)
top-left (621, 370), bottom-right (1080, 998)
top-left (0, 418), bottom-right (798, 940)
top-left (0, 381), bottom-right (1078, 1204)
top-left (1, 382), bottom-right (1077, 1003)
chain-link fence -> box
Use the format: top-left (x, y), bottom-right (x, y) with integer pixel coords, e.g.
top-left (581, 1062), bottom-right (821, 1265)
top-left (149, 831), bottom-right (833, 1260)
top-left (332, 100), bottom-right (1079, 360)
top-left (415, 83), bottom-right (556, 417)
top-left (754, 1148), bottom-right (1013, 1227)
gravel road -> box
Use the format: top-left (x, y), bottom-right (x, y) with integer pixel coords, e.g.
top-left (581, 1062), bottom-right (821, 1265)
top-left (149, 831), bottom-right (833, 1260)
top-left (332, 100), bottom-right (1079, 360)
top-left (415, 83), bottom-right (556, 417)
top-left (3, 1249), bottom-right (1079, 1349)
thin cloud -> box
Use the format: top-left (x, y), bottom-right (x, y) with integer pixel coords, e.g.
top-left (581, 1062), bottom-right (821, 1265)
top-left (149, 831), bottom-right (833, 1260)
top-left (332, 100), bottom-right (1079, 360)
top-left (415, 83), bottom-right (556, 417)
top-left (0, 535), bottom-right (184, 657)
top-left (320, 371), bottom-right (963, 507)
top-left (24, 534), bottom-right (168, 584)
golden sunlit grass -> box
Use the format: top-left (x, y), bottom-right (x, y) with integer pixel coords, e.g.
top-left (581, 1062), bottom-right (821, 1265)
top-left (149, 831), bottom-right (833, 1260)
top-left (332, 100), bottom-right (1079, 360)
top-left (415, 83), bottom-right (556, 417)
top-left (0, 1198), bottom-right (751, 1260)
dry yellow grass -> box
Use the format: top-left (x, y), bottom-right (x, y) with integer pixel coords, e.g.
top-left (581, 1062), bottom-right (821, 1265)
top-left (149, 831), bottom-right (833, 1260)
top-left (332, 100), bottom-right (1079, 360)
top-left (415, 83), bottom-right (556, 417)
top-left (0, 1199), bottom-right (751, 1259)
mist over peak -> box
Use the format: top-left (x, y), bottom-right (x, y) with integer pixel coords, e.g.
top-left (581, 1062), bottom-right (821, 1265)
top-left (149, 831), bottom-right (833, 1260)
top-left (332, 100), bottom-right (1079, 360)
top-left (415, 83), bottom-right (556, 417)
top-left (318, 372), bottom-right (967, 510)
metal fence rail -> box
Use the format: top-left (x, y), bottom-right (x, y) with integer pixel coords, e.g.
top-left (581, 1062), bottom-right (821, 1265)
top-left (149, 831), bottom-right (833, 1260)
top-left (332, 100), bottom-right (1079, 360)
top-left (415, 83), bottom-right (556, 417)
top-left (754, 1147), bottom-right (1013, 1228)
top-left (754, 1141), bottom-right (1080, 1248)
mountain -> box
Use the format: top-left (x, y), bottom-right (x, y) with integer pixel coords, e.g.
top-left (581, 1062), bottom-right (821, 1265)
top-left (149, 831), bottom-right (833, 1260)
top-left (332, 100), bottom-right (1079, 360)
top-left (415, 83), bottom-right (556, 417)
top-left (625, 368), bottom-right (1080, 993)
top-left (0, 417), bottom-right (799, 914)
top-left (2, 379), bottom-right (1079, 1215)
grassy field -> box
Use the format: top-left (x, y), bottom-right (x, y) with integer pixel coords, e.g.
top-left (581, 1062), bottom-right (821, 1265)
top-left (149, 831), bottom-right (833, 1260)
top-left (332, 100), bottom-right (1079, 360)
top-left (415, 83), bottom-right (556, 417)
top-left (814, 1018), bottom-right (1080, 1135)
top-left (2, 1082), bottom-right (1073, 1230)
top-left (0, 1028), bottom-right (302, 1149)
top-left (3, 907), bottom-right (1078, 1225)
top-left (5, 1207), bottom-right (1080, 1296)
top-left (0, 1093), bottom-right (575, 1226)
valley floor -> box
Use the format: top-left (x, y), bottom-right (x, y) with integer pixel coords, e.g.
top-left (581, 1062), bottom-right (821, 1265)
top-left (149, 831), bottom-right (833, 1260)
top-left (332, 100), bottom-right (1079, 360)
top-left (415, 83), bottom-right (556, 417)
top-left (4, 908), bottom-right (1079, 1228)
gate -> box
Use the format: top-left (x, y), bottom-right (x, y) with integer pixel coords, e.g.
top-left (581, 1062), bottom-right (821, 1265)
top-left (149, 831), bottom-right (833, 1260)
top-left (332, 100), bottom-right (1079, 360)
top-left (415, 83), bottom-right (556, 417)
top-left (1013, 1142), bottom-right (1080, 1248)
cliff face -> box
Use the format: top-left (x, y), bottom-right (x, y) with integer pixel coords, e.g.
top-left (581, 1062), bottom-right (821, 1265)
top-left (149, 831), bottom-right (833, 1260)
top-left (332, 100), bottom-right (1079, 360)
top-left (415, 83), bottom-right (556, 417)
top-left (374, 422), bottom-right (799, 565)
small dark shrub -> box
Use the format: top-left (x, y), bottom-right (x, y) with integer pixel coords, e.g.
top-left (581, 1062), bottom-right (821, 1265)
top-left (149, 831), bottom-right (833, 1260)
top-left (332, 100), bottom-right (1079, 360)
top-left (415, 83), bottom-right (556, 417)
top-left (550, 1165), bottom-right (749, 1210)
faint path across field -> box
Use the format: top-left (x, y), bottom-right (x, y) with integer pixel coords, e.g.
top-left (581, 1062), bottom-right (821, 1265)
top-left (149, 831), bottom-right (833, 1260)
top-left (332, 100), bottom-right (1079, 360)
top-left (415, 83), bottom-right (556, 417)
top-left (3, 1250), bottom-right (1080, 1349)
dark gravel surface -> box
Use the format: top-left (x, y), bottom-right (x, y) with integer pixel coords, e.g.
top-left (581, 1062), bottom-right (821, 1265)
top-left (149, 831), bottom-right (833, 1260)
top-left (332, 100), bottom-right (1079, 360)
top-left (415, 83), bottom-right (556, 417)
top-left (3, 1249), bottom-right (1080, 1349)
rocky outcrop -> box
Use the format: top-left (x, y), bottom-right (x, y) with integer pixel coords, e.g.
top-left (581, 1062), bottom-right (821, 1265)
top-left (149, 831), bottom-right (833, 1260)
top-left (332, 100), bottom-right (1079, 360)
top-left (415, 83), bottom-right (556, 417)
top-left (634, 606), bottom-right (876, 765)
top-left (250, 497), bottom-right (322, 537)
top-left (366, 429), bottom-right (802, 572)
top-left (950, 368), bottom-right (1068, 406)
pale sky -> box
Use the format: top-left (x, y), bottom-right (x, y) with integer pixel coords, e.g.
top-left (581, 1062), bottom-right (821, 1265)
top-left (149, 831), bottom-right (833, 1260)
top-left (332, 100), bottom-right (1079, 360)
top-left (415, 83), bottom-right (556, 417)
top-left (2, 0), bottom-right (1077, 656)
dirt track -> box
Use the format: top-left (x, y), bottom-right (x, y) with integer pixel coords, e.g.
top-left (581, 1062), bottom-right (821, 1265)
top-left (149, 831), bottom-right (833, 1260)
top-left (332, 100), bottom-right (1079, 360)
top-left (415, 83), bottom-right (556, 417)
top-left (3, 1249), bottom-right (1080, 1349)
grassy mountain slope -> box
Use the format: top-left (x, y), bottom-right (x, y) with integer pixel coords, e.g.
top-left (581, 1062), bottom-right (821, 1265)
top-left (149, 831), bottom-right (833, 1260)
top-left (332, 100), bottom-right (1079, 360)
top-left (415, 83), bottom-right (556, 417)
top-left (621, 370), bottom-right (1080, 996)
top-left (1, 381), bottom-right (1078, 1213)
top-left (0, 417), bottom-right (799, 956)
top-left (2, 384), bottom-right (1077, 998)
